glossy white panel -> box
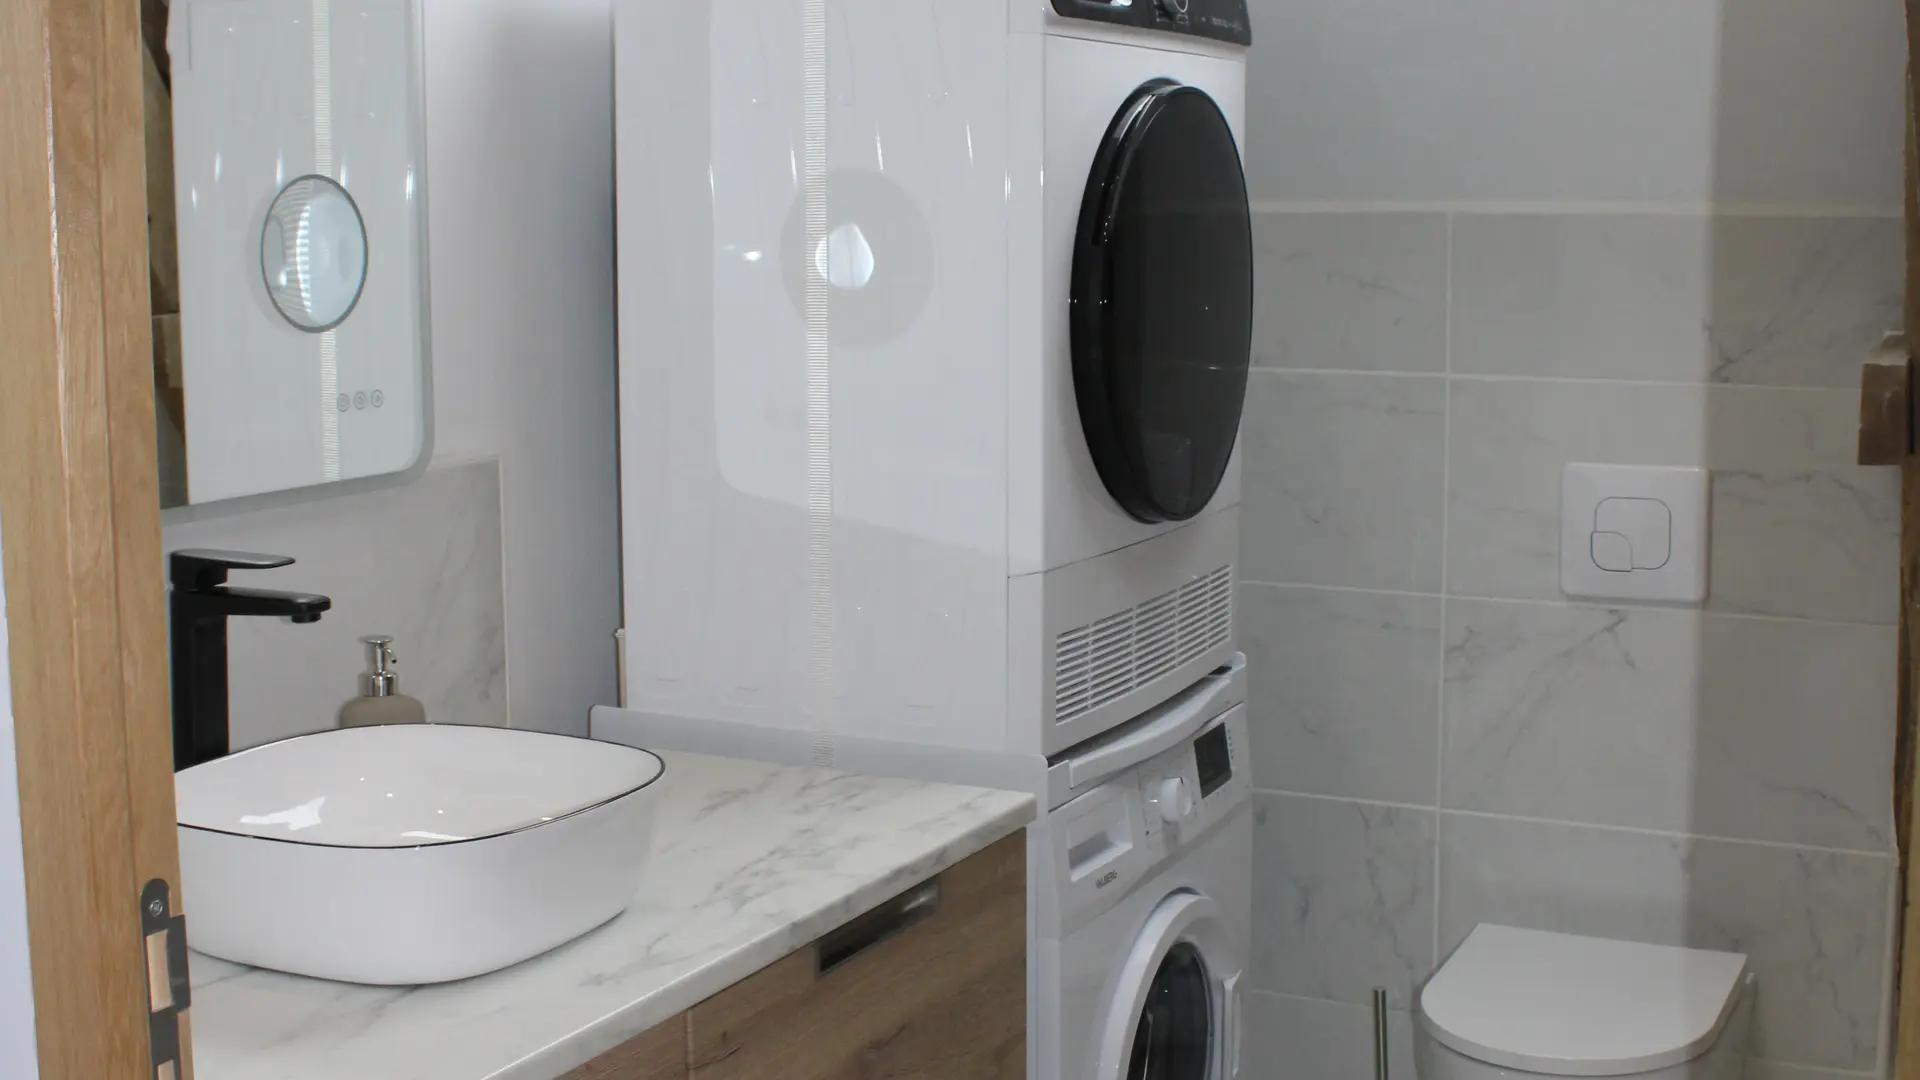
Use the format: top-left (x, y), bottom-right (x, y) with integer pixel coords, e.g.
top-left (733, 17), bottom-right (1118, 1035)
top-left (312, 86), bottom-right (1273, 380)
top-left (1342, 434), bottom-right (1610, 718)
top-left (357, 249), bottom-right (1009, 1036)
top-left (616, 0), bottom-right (1248, 752)
top-left (619, 0), bottom-right (1014, 749)
top-left (1005, 28), bottom-right (1048, 575)
top-left (1243, 0), bottom-right (1903, 204)
top-left (171, 0), bottom-right (428, 504)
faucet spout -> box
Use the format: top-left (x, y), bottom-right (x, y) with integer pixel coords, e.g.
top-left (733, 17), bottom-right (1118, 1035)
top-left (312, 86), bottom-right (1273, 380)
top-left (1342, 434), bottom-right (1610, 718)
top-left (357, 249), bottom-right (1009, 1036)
top-left (170, 550), bottom-right (332, 770)
top-left (178, 585), bottom-right (332, 621)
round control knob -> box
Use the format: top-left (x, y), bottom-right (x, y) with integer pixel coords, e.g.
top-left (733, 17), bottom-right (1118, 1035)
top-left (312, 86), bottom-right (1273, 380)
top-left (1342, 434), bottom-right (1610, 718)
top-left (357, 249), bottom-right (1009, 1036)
top-left (1155, 777), bottom-right (1194, 823)
top-left (1157, 0), bottom-right (1191, 15)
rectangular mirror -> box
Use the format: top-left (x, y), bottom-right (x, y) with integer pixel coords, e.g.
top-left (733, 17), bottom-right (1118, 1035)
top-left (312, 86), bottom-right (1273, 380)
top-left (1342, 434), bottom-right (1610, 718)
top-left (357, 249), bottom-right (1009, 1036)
top-left (145, 0), bottom-right (432, 512)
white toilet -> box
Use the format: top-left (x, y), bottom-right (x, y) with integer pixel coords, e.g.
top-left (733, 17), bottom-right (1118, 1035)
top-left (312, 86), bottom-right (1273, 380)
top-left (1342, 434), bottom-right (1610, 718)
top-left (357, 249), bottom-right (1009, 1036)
top-left (1418, 925), bottom-right (1755, 1080)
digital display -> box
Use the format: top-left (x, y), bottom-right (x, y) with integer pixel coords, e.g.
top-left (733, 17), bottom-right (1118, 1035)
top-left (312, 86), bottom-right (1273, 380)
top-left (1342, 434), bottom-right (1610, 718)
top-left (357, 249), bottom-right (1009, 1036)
top-left (1050, 0), bottom-right (1252, 47)
top-left (1194, 723), bottom-right (1232, 797)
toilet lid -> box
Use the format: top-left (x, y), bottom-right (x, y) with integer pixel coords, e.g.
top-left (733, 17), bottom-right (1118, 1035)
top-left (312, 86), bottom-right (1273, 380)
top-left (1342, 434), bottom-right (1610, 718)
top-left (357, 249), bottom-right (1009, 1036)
top-left (1419, 925), bottom-right (1748, 1077)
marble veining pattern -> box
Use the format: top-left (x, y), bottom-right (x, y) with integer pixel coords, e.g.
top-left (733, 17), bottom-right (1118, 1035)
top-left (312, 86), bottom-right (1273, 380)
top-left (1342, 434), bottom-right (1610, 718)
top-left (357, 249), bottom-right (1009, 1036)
top-left (1239, 370), bottom-right (1446, 591)
top-left (189, 751), bottom-right (1034, 1080)
top-left (1442, 600), bottom-right (1702, 833)
top-left (1241, 582), bottom-right (1442, 805)
top-left (1444, 379), bottom-right (1709, 601)
top-left (1251, 792), bottom-right (1435, 1009)
top-left (163, 460), bottom-right (509, 747)
top-left (1705, 388), bottom-right (1898, 625)
top-left (1444, 598), bottom-right (1893, 852)
top-left (1251, 213), bottom-right (1449, 373)
top-left (1449, 214), bottom-right (1899, 387)
top-left (1704, 217), bottom-right (1902, 388)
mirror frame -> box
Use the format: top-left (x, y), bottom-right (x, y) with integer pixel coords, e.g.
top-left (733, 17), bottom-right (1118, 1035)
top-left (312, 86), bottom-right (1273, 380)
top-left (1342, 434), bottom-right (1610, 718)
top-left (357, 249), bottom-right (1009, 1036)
top-left (158, 0), bottom-right (436, 524)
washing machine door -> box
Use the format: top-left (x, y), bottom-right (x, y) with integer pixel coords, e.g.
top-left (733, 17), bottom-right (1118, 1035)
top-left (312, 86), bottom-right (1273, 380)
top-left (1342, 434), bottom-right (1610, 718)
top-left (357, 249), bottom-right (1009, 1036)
top-left (1071, 80), bottom-right (1253, 525)
top-left (1098, 890), bottom-right (1243, 1080)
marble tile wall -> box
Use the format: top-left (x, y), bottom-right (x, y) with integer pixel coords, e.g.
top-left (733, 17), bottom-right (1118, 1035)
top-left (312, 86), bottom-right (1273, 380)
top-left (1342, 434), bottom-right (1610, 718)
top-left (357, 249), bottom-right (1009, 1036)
top-left (1239, 210), bottom-right (1901, 1080)
top-left (1241, 0), bottom-right (1904, 206)
top-left (164, 459), bottom-right (509, 749)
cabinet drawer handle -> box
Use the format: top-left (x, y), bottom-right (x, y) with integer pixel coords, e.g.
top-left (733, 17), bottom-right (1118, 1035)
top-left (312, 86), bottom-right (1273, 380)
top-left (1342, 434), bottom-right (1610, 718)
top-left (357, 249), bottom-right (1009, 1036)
top-left (815, 878), bottom-right (941, 975)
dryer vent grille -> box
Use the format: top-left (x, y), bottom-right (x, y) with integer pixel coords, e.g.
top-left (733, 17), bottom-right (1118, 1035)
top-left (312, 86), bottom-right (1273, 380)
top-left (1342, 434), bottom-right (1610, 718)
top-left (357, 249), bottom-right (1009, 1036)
top-left (1053, 564), bottom-right (1233, 724)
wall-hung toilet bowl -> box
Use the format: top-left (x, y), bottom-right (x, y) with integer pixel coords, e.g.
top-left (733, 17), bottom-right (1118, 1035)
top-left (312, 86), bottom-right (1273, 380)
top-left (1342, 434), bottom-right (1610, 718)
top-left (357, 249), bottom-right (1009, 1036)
top-left (1418, 925), bottom-right (1754, 1080)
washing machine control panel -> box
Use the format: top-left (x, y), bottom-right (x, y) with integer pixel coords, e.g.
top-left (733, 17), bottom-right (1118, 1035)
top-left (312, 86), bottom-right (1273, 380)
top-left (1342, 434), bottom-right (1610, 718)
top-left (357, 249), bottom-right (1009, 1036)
top-left (1049, 0), bottom-right (1251, 47)
top-left (1048, 704), bottom-right (1250, 932)
top-left (1139, 704), bottom-right (1248, 846)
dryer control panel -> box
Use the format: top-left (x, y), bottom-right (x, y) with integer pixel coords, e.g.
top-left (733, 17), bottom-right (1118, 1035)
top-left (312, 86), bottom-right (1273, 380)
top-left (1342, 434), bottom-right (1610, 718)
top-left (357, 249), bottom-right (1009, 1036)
top-left (1050, 0), bottom-right (1251, 47)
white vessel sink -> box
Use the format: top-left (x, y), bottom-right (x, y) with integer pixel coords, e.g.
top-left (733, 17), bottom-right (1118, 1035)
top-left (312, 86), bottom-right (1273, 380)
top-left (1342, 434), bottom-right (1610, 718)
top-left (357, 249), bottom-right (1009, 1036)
top-left (176, 724), bottom-right (664, 985)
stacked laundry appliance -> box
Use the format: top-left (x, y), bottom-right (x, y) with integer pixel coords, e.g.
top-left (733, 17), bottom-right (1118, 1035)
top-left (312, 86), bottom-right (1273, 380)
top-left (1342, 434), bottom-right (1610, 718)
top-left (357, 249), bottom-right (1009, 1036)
top-left (599, 1), bottom-right (1256, 1075)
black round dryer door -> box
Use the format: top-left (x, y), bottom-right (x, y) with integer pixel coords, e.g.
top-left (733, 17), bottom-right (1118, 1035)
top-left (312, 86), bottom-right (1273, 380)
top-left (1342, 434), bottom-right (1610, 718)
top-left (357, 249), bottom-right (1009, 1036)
top-left (1071, 79), bottom-right (1254, 525)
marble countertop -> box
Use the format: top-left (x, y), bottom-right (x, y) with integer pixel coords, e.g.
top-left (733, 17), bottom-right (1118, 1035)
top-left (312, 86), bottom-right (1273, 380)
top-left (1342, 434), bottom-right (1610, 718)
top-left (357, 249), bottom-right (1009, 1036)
top-left (188, 750), bottom-right (1035, 1080)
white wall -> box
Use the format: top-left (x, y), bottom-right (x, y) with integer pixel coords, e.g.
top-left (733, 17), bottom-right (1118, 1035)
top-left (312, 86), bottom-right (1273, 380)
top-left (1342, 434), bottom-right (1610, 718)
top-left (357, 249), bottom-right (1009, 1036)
top-left (0, 524), bottom-right (39, 1077)
top-left (163, 0), bottom-right (623, 737)
top-left (419, 0), bottom-right (621, 733)
top-left (1243, 0), bottom-right (1904, 207)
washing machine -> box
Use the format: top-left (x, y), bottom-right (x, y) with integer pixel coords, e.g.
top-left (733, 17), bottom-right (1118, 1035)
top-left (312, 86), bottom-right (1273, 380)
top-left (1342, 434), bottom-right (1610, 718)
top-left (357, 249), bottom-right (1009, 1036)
top-left (1035, 664), bottom-right (1253, 1079)
top-left (610, 0), bottom-right (1255, 768)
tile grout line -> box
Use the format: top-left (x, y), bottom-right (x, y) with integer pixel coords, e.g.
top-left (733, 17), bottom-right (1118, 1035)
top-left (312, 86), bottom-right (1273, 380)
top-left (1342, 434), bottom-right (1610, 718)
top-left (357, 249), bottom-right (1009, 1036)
top-left (1254, 786), bottom-right (1894, 860)
top-left (1432, 211), bottom-right (1453, 971)
top-left (1246, 199), bottom-right (1902, 219)
top-left (1237, 578), bottom-right (1895, 633)
top-left (1248, 366), bottom-right (1863, 394)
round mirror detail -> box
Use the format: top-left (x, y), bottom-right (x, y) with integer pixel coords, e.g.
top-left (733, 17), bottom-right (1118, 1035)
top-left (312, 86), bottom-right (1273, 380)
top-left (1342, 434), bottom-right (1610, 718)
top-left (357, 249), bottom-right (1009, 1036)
top-left (260, 175), bottom-right (368, 333)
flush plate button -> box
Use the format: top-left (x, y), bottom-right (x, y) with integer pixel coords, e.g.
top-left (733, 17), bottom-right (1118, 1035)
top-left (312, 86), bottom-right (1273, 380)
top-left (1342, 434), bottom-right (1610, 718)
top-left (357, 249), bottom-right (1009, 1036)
top-left (1560, 463), bottom-right (1708, 603)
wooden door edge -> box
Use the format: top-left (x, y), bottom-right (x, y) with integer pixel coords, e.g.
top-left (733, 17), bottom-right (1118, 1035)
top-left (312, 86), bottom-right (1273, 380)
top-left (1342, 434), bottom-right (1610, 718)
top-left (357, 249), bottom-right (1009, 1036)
top-left (0, 0), bottom-right (189, 1075)
top-left (1888, 28), bottom-right (1920, 1074)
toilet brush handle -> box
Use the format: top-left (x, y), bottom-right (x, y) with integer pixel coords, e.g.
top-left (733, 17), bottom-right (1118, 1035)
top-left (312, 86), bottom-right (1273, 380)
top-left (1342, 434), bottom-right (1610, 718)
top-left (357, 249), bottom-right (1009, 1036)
top-left (1373, 987), bottom-right (1391, 1080)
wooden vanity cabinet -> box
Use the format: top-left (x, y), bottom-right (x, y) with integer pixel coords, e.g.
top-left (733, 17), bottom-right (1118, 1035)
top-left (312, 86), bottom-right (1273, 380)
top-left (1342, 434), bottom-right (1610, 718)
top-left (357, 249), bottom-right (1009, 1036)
top-left (564, 832), bottom-right (1027, 1080)
top-left (564, 1022), bottom-right (688, 1080)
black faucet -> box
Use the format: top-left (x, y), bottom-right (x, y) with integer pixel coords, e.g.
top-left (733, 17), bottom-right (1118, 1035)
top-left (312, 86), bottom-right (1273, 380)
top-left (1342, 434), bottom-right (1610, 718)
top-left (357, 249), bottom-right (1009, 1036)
top-left (171, 550), bottom-right (332, 770)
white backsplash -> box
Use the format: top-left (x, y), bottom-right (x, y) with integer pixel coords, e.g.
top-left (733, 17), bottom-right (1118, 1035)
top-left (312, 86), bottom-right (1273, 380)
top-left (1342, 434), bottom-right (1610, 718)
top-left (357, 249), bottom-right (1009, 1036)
top-left (164, 459), bottom-right (508, 749)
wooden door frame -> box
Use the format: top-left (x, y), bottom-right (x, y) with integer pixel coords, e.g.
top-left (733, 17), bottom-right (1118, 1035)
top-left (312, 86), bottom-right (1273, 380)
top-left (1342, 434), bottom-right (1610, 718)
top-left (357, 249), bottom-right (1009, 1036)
top-left (0, 0), bottom-right (189, 1075)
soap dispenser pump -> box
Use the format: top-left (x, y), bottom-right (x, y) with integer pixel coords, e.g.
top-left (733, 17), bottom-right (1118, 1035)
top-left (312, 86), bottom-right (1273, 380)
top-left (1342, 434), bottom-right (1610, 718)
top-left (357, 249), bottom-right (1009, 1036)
top-left (338, 635), bottom-right (428, 727)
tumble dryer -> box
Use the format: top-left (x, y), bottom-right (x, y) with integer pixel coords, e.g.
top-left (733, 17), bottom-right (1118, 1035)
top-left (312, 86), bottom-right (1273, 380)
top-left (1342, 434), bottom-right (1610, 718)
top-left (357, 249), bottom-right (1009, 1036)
top-left (611, 0), bottom-right (1253, 767)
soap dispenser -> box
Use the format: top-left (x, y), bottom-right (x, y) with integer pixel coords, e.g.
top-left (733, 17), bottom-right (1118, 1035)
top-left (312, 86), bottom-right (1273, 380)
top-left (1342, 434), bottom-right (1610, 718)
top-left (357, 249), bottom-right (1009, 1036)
top-left (338, 635), bottom-right (428, 727)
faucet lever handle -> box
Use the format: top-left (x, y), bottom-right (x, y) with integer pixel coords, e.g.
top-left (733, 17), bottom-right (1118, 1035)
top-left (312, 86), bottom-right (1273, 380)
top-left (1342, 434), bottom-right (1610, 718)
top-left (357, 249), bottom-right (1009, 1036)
top-left (169, 549), bottom-right (298, 590)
